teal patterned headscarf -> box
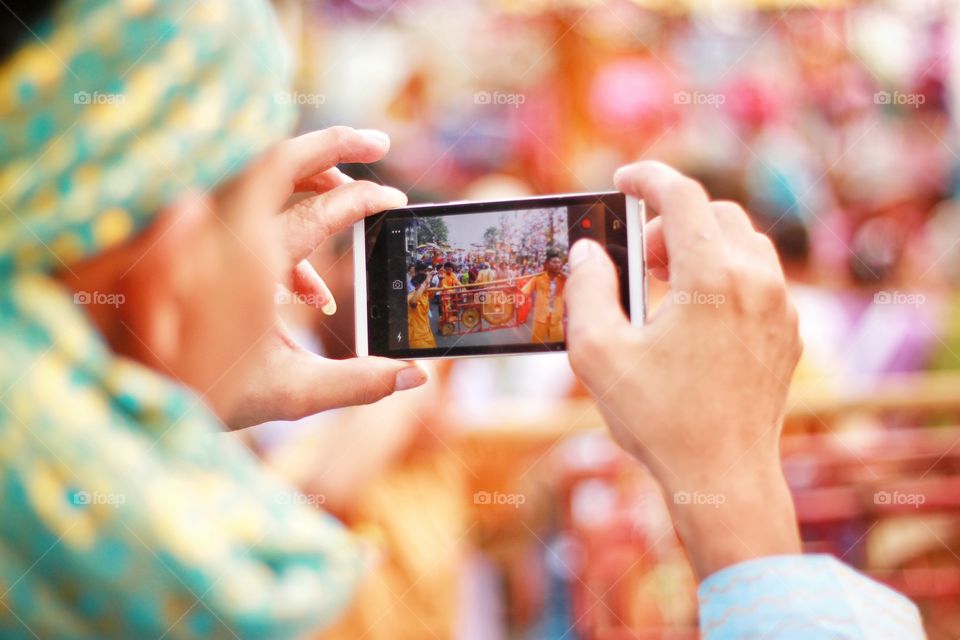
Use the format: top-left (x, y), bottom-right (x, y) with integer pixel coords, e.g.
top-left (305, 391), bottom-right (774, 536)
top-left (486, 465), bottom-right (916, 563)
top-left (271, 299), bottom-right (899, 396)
top-left (0, 1), bottom-right (362, 638)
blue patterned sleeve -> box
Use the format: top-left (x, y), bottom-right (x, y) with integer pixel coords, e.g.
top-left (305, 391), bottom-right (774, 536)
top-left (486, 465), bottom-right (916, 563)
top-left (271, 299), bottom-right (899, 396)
top-left (698, 555), bottom-right (925, 639)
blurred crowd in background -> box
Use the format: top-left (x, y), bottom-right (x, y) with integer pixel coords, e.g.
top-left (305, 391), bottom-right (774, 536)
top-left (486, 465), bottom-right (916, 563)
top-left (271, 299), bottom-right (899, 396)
top-left (238, 1), bottom-right (960, 638)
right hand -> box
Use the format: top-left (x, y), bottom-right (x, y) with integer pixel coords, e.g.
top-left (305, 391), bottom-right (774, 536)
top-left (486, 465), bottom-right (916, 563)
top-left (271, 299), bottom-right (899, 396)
top-left (565, 161), bottom-right (803, 579)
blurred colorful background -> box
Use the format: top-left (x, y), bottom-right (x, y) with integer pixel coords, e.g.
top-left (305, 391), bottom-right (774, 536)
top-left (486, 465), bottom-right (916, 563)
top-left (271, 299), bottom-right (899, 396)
top-left (241, 1), bottom-right (960, 638)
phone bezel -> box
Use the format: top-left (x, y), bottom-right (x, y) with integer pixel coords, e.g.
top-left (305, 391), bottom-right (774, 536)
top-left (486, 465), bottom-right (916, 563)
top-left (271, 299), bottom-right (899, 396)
top-left (355, 192), bottom-right (645, 359)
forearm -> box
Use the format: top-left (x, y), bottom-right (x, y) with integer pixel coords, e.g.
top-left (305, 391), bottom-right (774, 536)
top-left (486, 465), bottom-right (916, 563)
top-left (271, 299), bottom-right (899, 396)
top-left (661, 458), bottom-right (801, 580)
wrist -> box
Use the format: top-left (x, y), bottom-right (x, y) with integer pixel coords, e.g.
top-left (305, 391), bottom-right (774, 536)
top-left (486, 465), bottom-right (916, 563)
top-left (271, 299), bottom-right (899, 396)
top-left (661, 462), bottom-right (801, 580)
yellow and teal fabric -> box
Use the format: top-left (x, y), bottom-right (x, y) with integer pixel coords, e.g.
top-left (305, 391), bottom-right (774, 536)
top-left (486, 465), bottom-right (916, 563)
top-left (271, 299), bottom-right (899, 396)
top-left (699, 554), bottom-right (925, 638)
top-left (0, 1), bottom-right (362, 638)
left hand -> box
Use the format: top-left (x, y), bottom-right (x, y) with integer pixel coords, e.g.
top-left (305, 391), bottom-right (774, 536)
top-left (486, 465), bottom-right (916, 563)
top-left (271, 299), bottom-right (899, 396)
top-left (227, 127), bottom-right (426, 429)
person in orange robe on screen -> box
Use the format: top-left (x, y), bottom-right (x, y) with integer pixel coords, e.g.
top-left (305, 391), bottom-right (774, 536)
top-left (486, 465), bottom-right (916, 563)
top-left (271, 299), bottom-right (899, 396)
top-left (520, 251), bottom-right (566, 344)
top-left (408, 274), bottom-right (437, 348)
top-left (407, 273), bottom-right (437, 349)
top-left (441, 262), bottom-right (460, 288)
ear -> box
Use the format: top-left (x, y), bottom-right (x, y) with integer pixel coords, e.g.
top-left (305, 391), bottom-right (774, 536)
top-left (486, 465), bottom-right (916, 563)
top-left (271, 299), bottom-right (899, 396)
top-left (110, 193), bottom-right (217, 373)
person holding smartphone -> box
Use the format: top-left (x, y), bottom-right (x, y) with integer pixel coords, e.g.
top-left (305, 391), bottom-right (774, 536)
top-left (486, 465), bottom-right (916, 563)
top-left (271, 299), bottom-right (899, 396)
top-left (0, 1), bottom-right (428, 638)
top-left (0, 0), bottom-right (925, 638)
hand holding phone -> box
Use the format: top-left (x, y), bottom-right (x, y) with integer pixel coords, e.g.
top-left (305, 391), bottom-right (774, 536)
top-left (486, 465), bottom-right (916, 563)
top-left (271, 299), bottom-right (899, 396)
top-left (565, 162), bottom-right (803, 580)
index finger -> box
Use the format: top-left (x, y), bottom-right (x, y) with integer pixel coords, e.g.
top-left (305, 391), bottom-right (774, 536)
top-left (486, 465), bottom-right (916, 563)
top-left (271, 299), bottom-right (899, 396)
top-left (614, 161), bottom-right (723, 280)
top-left (279, 126), bottom-right (392, 185)
top-left (283, 180), bottom-right (407, 262)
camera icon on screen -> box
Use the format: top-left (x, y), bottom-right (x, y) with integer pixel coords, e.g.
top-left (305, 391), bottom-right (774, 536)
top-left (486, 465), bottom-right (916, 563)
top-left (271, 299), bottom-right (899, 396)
top-left (73, 91), bottom-right (91, 105)
top-left (874, 91), bottom-right (892, 105)
top-left (392, 279), bottom-right (404, 290)
top-left (72, 491), bottom-right (91, 505)
top-left (673, 491), bottom-right (691, 504)
top-left (473, 491), bottom-right (491, 505)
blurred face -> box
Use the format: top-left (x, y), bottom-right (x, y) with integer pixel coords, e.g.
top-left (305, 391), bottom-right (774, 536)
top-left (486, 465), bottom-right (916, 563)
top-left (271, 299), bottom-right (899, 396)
top-left (545, 256), bottom-right (563, 275)
top-left (60, 153), bottom-right (286, 419)
top-left (190, 165), bottom-right (285, 407)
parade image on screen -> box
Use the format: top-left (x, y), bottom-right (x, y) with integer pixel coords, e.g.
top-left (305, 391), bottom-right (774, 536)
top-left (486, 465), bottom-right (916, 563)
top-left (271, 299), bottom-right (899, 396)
top-left (401, 207), bottom-right (569, 350)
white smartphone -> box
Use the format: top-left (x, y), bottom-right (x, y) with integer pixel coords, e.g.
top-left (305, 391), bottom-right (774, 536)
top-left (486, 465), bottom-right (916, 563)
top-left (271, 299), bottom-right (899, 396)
top-left (354, 191), bottom-right (645, 359)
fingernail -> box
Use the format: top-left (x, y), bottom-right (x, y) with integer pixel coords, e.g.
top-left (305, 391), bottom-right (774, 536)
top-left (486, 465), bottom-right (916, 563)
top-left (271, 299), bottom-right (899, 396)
top-left (356, 129), bottom-right (390, 145)
top-left (394, 364), bottom-right (427, 391)
top-left (321, 296), bottom-right (337, 316)
top-left (569, 239), bottom-right (595, 269)
top-left (380, 186), bottom-right (408, 209)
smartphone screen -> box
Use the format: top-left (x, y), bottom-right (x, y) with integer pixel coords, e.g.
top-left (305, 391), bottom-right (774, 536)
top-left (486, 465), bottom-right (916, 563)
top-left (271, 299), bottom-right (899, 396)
top-left (356, 191), bottom-right (643, 359)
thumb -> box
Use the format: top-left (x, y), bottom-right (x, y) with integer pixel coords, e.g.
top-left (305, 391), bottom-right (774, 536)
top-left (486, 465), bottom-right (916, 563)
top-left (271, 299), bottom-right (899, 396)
top-left (565, 239), bottom-right (628, 375)
top-left (308, 357), bottom-right (428, 410)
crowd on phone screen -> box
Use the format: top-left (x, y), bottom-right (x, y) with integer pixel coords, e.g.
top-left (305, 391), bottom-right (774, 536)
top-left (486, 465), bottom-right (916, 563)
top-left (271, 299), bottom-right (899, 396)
top-left (404, 253), bottom-right (553, 293)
